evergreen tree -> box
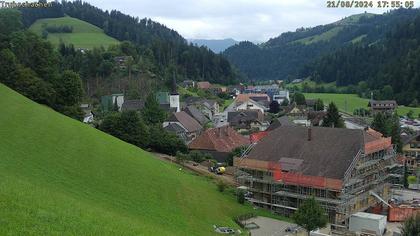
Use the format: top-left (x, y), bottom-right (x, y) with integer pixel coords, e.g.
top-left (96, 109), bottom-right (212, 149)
top-left (314, 99), bottom-right (324, 111)
top-left (142, 93), bottom-right (167, 125)
top-left (371, 113), bottom-right (402, 152)
top-left (322, 102), bottom-right (344, 128)
top-left (292, 197), bottom-right (328, 235)
top-left (99, 111), bottom-right (150, 149)
top-left (280, 98), bottom-right (289, 106)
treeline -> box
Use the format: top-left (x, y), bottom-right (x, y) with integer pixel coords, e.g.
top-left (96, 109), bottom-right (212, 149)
top-left (20, 0), bottom-right (241, 85)
top-left (302, 13), bottom-right (420, 106)
top-left (0, 9), bottom-right (83, 120)
top-left (223, 9), bottom-right (420, 82)
top-left (44, 25), bottom-right (73, 33)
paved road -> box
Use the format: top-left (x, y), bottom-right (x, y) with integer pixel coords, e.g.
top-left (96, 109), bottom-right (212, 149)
top-left (244, 217), bottom-right (302, 236)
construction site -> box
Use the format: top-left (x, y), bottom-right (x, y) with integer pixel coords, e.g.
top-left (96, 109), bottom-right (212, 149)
top-left (234, 126), bottom-right (401, 233)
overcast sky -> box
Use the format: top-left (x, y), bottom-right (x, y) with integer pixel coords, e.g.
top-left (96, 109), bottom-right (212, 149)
top-left (86, 0), bottom-right (414, 42)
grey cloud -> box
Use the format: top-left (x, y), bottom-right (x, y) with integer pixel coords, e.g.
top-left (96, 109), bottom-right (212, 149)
top-left (86, 0), bottom-right (407, 41)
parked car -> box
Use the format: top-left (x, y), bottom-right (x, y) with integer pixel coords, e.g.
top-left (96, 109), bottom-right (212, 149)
top-left (285, 226), bottom-right (300, 233)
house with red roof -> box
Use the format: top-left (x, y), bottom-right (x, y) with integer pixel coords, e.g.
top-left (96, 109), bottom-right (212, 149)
top-left (188, 126), bottom-right (249, 162)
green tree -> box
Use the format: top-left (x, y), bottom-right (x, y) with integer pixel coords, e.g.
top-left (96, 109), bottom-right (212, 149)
top-left (142, 93), bottom-right (167, 125)
top-left (292, 197), bottom-right (328, 235)
top-left (217, 180), bottom-right (227, 192)
top-left (227, 146), bottom-right (247, 166)
top-left (322, 103), bottom-right (344, 128)
top-left (380, 85), bottom-right (394, 100)
top-left (372, 113), bottom-right (402, 152)
top-left (292, 92), bottom-right (306, 105)
top-left (237, 189), bottom-right (245, 204)
top-left (14, 67), bottom-right (55, 106)
top-left (280, 98), bottom-right (289, 106)
top-left (175, 151), bottom-right (188, 166)
top-left (407, 110), bottom-right (415, 119)
top-left (99, 111), bottom-right (150, 148)
top-left (54, 70), bottom-right (83, 107)
top-left (400, 213), bottom-right (420, 236)
top-left (149, 125), bottom-right (187, 155)
top-left (314, 99), bottom-right (324, 111)
top-left (0, 9), bottom-right (23, 38)
top-left (0, 49), bottom-right (19, 86)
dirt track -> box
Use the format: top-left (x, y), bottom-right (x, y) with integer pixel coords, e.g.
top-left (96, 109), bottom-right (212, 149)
top-left (152, 152), bottom-right (237, 186)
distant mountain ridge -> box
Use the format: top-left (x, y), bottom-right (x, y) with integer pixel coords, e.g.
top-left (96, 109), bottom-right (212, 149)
top-left (223, 9), bottom-right (420, 81)
top-left (189, 38), bottom-right (239, 53)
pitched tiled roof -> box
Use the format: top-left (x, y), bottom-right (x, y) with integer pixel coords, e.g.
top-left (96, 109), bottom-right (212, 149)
top-left (167, 111), bottom-right (203, 132)
top-left (184, 97), bottom-right (217, 108)
top-left (266, 116), bottom-right (295, 131)
top-left (197, 81), bottom-right (212, 89)
top-left (236, 94), bottom-right (270, 103)
top-left (164, 122), bottom-right (186, 133)
top-left (188, 126), bottom-right (249, 152)
top-left (228, 110), bottom-right (264, 123)
top-left (184, 105), bottom-right (210, 125)
top-left (121, 100), bottom-right (145, 112)
top-left (246, 126), bottom-right (369, 179)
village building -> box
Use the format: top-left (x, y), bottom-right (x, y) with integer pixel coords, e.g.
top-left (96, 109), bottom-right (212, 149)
top-left (368, 100), bottom-right (397, 114)
top-left (196, 81), bottom-right (212, 90)
top-left (235, 126), bottom-right (396, 231)
top-left (180, 80), bottom-right (195, 88)
top-left (227, 110), bottom-right (268, 132)
top-left (163, 111), bottom-right (203, 143)
top-left (188, 126), bottom-right (249, 162)
top-left (226, 94), bottom-right (270, 114)
top-left (291, 79), bottom-right (303, 84)
top-left (155, 87), bottom-right (180, 113)
top-left (114, 56), bottom-right (133, 69)
top-left (401, 132), bottom-right (420, 173)
top-left (121, 99), bottom-right (145, 112)
top-left (184, 105), bottom-right (210, 126)
top-left (101, 93), bottom-right (124, 112)
top-left (266, 116), bottom-right (296, 131)
top-left (184, 97), bottom-right (219, 119)
top-left (163, 123), bottom-right (188, 143)
top-left (272, 90), bottom-right (290, 104)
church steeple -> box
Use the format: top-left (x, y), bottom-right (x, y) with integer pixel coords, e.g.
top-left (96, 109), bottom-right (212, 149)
top-left (171, 72), bottom-right (178, 95)
top-left (169, 71), bottom-right (180, 112)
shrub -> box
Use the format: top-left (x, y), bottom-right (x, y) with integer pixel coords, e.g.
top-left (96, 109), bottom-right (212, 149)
top-left (408, 176), bottom-right (417, 185)
top-left (217, 181), bottom-right (226, 192)
top-left (237, 190), bottom-right (245, 204)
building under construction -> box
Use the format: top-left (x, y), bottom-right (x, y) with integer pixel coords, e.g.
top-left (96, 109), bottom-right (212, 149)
top-left (234, 126), bottom-right (398, 231)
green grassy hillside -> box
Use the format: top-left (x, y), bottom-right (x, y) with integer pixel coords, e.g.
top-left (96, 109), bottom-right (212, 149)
top-left (29, 16), bottom-right (119, 49)
top-left (0, 83), bottom-right (256, 235)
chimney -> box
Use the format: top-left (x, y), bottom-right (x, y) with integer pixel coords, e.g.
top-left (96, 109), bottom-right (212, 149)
top-left (219, 127), bottom-right (222, 137)
top-left (307, 127), bottom-right (312, 141)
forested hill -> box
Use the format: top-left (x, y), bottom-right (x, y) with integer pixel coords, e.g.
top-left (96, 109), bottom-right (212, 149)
top-left (301, 12), bottom-right (420, 106)
top-left (20, 0), bottom-right (240, 85)
top-left (223, 9), bottom-right (420, 81)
